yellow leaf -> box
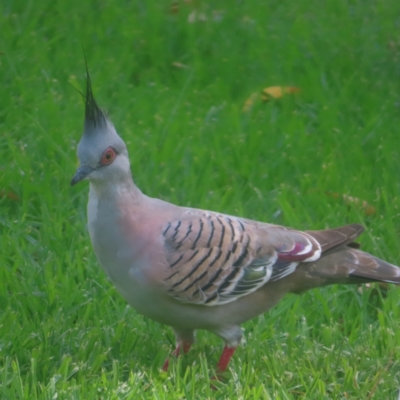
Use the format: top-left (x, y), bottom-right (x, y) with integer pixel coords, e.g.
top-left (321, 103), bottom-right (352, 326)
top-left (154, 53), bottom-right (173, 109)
top-left (243, 86), bottom-right (300, 111)
top-left (262, 86), bottom-right (300, 101)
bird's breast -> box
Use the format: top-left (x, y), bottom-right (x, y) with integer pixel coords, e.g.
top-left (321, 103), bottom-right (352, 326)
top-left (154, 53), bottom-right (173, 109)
top-left (86, 186), bottom-right (173, 318)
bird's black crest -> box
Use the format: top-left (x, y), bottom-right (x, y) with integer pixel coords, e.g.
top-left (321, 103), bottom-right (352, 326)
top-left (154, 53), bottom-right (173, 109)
top-left (84, 53), bottom-right (107, 131)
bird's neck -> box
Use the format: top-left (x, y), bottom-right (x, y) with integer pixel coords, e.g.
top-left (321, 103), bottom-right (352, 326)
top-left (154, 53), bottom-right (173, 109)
top-left (86, 176), bottom-right (147, 257)
top-left (89, 175), bottom-right (144, 205)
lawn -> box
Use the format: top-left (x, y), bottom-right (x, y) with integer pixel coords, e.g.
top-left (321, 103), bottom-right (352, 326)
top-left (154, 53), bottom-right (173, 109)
top-left (1, 0), bottom-right (400, 398)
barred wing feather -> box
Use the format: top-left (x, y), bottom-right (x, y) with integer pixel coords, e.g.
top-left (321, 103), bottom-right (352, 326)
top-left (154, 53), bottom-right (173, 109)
top-left (162, 211), bottom-right (321, 306)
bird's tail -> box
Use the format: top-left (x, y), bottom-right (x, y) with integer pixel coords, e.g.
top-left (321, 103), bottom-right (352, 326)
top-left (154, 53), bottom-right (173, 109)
top-left (314, 247), bottom-right (400, 283)
top-left (290, 231), bottom-right (400, 293)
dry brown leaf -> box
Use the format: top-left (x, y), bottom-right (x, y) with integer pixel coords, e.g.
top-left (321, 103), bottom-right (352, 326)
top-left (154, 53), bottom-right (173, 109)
top-left (326, 192), bottom-right (376, 216)
top-left (242, 92), bottom-right (260, 112)
top-left (342, 194), bottom-right (376, 216)
top-left (170, 2), bottom-right (179, 14)
top-left (0, 190), bottom-right (20, 201)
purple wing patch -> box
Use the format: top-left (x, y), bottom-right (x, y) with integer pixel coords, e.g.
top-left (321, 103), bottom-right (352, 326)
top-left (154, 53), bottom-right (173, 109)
top-left (276, 234), bottom-right (321, 262)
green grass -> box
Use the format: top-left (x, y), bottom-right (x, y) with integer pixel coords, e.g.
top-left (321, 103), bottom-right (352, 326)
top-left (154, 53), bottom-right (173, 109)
top-left (2, 0), bottom-right (400, 398)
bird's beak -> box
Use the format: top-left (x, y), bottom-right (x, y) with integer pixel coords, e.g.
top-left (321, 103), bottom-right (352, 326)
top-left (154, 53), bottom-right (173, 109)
top-left (71, 165), bottom-right (94, 186)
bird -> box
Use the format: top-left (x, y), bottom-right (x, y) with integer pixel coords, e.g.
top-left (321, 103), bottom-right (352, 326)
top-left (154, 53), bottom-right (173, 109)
top-left (71, 68), bottom-right (400, 377)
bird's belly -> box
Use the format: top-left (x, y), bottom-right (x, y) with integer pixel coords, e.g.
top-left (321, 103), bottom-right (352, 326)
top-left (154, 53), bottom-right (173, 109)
top-left (95, 252), bottom-right (172, 325)
top-left (99, 251), bottom-right (285, 330)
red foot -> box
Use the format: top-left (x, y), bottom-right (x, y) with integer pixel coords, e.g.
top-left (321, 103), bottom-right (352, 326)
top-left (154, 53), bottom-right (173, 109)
top-left (162, 356), bottom-right (171, 371)
top-left (216, 345), bottom-right (237, 373)
top-left (181, 342), bottom-right (192, 354)
top-left (209, 346), bottom-right (237, 388)
top-left (162, 342), bottom-right (192, 371)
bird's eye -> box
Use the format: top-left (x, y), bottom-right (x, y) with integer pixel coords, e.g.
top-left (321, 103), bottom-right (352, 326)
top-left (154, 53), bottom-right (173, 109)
top-left (100, 147), bottom-right (116, 165)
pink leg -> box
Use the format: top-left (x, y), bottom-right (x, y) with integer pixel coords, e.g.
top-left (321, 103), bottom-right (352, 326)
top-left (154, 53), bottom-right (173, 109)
top-left (162, 341), bottom-right (192, 371)
top-left (210, 346), bottom-right (238, 388)
top-left (216, 345), bottom-right (237, 373)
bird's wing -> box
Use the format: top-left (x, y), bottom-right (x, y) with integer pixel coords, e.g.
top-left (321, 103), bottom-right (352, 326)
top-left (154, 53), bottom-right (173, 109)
top-left (161, 210), bottom-right (324, 306)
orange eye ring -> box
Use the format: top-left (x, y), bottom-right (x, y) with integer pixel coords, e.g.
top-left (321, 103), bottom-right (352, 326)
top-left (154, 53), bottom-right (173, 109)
top-left (100, 147), bottom-right (116, 165)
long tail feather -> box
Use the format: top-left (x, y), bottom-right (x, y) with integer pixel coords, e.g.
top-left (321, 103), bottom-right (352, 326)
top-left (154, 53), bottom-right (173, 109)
top-left (291, 247), bottom-right (400, 293)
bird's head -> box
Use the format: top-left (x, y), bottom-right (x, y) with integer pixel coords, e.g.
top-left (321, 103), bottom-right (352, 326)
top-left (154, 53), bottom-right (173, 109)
top-left (71, 70), bottom-right (130, 187)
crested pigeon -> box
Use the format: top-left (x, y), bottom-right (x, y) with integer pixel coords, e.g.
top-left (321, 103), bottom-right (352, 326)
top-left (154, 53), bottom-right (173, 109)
top-left (71, 70), bottom-right (400, 376)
